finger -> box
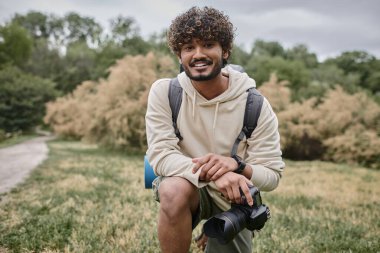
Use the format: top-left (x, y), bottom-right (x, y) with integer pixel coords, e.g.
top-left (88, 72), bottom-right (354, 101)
top-left (196, 234), bottom-right (208, 250)
top-left (199, 160), bottom-right (216, 180)
top-left (220, 191), bottom-right (228, 200)
top-left (192, 155), bottom-right (211, 173)
top-left (226, 187), bottom-right (234, 202)
top-left (192, 158), bottom-right (199, 163)
top-left (205, 164), bottom-right (220, 181)
top-left (210, 167), bottom-right (227, 181)
top-left (192, 158), bottom-right (205, 173)
top-left (232, 185), bottom-right (242, 204)
top-left (240, 180), bottom-right (254, 206)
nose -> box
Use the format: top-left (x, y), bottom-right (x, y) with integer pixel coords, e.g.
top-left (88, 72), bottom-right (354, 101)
top-left (193, 46), bottom-right (206, 59)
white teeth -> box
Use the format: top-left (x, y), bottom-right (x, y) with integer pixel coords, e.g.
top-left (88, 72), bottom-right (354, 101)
top-left (194, 63), bottom-right (207, 67)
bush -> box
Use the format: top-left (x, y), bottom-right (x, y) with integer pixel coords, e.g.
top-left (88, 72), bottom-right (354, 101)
top-left (0, 66), bottom-right (59, 132)
top-left (0, 129), bottom-right (6, 142)
top-left (259, 77), bottom-right (380, 169)
top-left (44, 52), bottom-right (176, 151)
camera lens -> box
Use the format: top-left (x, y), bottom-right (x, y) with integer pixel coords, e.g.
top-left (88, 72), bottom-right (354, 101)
top-left (204, 207), bottom-right (247, 244)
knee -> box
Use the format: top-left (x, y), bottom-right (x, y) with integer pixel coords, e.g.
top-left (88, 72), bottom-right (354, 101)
top-left (159, 177), bottom-right (197, 219)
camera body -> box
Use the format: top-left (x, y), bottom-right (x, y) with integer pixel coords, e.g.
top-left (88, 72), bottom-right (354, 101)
top-left (203, 186), bottom-right (270, 244)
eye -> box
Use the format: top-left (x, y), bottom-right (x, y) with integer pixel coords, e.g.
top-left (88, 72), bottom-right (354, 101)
top-left (204, 42), bottom-right (215, 48)
top-left (183, 45), bottom-right (194, 52)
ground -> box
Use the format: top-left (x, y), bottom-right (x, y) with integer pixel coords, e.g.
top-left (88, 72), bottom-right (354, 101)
top-left (0, 136), bottom-right (54, 194)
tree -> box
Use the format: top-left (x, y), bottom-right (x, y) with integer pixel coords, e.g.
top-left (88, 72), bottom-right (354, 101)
top-left (21, 38), bottom-right (63, 82)
top-left (63, 12), bottom-right (103, 46)
top-left (11, 11), bottom-right (103, 49)
top-left (251, 39), bottom-right (285, 58)
top-left (229, 44), bottom-right (250, 67)
top-left (0, 23), bottom-right (33, 67)
top-left (57, 41), bottom-right (97, 93)
top-left (245, 55), bottom-right (310, 98)
top-left (109, 15), bottom-right (139, 45)
top-left (0, 66), bottom-right (59, 132)
top-left (11, 11), bottom-right (51, 39)
top-left (285, 44), bottom-right (318, 68)
top-left (325, 51), bottom-right (380, 94)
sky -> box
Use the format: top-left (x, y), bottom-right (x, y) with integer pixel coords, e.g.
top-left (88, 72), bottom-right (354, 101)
top-left (1, 0), bottom-right (380, 60)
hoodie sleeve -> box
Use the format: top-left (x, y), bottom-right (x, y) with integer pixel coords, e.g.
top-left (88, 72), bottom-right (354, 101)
top-left (245, 97), bottom-right (285, 191)
top-left (145, 79), bottom-right (206, 188)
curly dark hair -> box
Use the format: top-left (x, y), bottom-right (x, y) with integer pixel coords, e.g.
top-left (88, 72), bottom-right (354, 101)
top-left (167, 6), bottom-right (235, 58)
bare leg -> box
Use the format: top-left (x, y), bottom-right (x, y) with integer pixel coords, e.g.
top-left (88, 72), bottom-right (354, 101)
top-left (157, 177), bottom-right (199, 253)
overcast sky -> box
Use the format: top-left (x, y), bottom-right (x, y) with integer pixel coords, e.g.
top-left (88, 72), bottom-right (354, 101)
top-left (1, 0), bottom-right (379, 60)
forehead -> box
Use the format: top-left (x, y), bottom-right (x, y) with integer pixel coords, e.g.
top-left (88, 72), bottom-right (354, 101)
top-left (183, 38), bottom-right (220, 45)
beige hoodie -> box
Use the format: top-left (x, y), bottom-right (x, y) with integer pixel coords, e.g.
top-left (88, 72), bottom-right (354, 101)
top-left (146, 67), bottom-right (285, 210)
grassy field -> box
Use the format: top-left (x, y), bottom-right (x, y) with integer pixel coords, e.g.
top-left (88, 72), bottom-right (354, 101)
top-left (0, 140), bottom-right (379, 253)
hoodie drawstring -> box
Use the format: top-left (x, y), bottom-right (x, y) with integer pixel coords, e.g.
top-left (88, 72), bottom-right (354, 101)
top-left (192, 90), bottom-right (196, 119)
top-left (213, 102), bottom-right (220, 131)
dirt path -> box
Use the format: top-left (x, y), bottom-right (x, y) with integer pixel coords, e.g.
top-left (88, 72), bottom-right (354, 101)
top-left (0, 136), bottom-right (55, 194)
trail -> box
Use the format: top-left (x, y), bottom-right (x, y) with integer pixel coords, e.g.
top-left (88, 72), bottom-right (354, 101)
top-left (0, 136), bottom-right (54, 194)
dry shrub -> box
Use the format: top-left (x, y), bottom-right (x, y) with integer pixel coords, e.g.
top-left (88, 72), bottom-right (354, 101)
top-left (258, 73), bottom-right (380, 168)
top-left (273, 84), bottom-right (380, 168)
top-left (319, 88), bottom-right (380, 168)
top-left (44, 52), bottom-right (176, 150)
top-left (44, 81), bottom-right (98, 139)
top-left (258, 73), bottom-right (291, 113)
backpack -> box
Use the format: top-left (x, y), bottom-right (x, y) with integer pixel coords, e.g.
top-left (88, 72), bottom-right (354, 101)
top-left (168, 77), bottom-right (264, 157)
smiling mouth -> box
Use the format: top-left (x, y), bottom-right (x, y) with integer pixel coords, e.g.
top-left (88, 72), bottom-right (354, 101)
top-left (190, 59), bottom-right (212, 68)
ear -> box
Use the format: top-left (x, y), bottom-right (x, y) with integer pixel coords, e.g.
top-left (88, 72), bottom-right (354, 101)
top-left (222, 50), bottom-right (229, 60)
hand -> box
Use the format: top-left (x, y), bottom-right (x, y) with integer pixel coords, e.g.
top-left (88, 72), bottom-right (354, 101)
top-left (192, 153), bottom-right (238, 181)
top-left (214, 172), bottom-right (254, 206)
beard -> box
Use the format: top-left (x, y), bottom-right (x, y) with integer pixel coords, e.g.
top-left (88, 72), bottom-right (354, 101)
top-left (183, 56), bottom-right (224, 81)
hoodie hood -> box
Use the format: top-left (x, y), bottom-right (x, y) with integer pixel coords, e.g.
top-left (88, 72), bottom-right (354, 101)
top-left (176, 66), bottom-right (257, 136)
top-left (177, 67), bottom-right (256, 106)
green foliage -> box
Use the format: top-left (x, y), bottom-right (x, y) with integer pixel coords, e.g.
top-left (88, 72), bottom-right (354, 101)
top-left (21, 38), bottom-right (63, 81)
top-left (57, 41), bottom-right (97, 93)
top-left (109, 15), bottom-right (140, 45)
top-left (229, 44), bottom-right (250, 67)
top-left (251, 39), bottom-right (285, 58)
top-left (246, 55), bottom-right (311, 98)
top-left (0, 66), bottom-right (59, 132)
top-left (0, 23), bottom-right (33, 67)
top-left (325, 50), bottom-right (380, 94)
top-left (11, 11), bottom-right (56, 40)
top-left (63, 12), bottom-right (103, 45)
top-left (0, 129), bottom-right (5, 142)
top-left (285, 44), bottom-right (318, 68)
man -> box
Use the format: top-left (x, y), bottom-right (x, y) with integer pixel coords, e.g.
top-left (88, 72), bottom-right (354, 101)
top-left (145, 6), bottom-right (284, 253)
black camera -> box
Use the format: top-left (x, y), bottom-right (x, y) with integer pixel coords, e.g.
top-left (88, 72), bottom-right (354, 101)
top-left (203, 186), bottom-right (270, 244)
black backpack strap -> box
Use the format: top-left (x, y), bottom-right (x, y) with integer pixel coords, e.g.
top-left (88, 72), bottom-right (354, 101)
top-left (168, 77), bottom-right (183, 140)
top-left (244, 88), bottom-right (264, 138)
top-left (231, 88), bottom-right (264, 156)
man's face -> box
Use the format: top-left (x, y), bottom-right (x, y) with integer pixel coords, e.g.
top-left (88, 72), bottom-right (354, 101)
top-left (179, 38), bottom-right (228, 82)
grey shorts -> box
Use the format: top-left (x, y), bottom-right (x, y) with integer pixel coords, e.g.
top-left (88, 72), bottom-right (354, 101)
top-left (152, 176), bottom-right (253, 253)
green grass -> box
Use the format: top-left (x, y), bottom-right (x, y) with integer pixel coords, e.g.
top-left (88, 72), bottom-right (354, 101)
top-left (0, 134), bottom-right (39, 149)
top-left (0, 140), bottom-right (379, 252)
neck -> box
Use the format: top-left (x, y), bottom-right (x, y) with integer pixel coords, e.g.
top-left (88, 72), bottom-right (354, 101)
top-left (191, 73), bottom-right (229, 100)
